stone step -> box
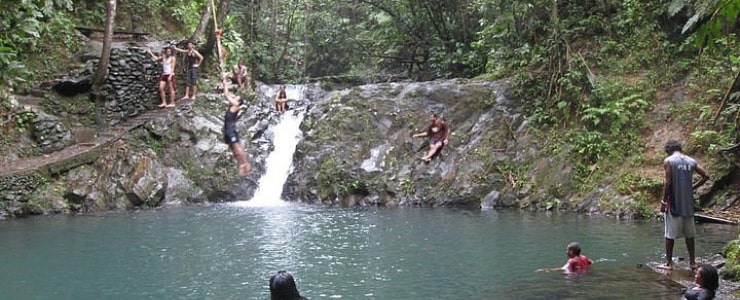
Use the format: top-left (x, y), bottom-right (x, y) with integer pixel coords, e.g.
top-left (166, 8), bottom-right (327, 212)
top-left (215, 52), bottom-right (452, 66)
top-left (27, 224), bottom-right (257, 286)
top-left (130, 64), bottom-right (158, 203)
top-left (72, 127), bottom-right (98, 144)
top-left (14, 95), bottom-right (44, 109)
top-left (29, 89), bottom-right (46, 97)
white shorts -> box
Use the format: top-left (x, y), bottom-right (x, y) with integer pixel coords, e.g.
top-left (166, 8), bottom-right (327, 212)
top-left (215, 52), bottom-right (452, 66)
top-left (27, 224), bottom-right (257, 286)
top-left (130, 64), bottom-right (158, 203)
top-left (664, 213), bottom-right (696, 239)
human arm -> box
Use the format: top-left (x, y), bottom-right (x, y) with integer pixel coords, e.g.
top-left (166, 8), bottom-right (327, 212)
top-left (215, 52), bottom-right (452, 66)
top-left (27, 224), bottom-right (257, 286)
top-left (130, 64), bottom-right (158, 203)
top-left (169, 57), bottom-right (176, 79)
top-left (536, 263), bottom-right (568, 273)
top-left (443, 122), bottom-right (451, 145)
top-left (222, 76), bottom-right (241, 107)
top-left (171, 45), bottom-right (187, 53)
top-left (661, 161), bottom-right (671, 212)
top-left (693, 165), bottom-right (709, 189)
top-left (193, 50), bottom-right (204, 66)
top-left (412, 124), bottom-right (431, 138)
top-left (146, 48), bottom-right (161, 61)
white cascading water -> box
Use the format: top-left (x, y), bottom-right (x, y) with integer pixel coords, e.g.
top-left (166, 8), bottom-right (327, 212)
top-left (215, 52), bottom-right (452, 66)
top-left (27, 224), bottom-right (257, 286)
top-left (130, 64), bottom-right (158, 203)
top-left (233, 85), bottom-right (305, 207)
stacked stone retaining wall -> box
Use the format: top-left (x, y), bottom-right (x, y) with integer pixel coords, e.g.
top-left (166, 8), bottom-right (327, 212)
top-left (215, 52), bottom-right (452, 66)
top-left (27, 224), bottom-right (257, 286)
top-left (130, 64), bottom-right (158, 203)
top-left (102, 47), bottom-right (161, 125)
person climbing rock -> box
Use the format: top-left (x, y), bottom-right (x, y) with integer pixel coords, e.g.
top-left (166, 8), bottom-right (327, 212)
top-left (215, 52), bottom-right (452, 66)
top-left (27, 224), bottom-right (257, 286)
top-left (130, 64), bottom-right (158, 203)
top-left (172, 41), bottom-right (203, 100)
top-left (146, 47), bottom-right (177, 108)
top-left (412, 113), bottom-right (450, 162)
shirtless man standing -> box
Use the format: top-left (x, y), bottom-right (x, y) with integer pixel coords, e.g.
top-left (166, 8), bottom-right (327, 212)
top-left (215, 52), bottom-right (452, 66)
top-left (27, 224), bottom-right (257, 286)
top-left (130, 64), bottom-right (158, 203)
top-left (232, 61), bottom-right (249, 90)
top-left (147, 47), bottom-right (177, 107)
top-left (172, 41), bottom-right (203, 100)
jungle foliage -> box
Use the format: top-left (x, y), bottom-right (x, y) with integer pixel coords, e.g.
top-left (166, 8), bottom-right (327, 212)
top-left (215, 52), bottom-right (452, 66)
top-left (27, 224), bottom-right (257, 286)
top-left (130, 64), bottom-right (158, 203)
top-left (0, 0), bottom-right (738, 193)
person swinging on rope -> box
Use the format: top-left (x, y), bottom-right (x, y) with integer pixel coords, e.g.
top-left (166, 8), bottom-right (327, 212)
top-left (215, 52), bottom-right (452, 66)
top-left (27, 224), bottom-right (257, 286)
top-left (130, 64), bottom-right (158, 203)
top-left (221, 74), bottom-right (252, 176)
top-left (217, 29), bottom-right (251, 176)
top-left (412, 113), bottom-right (450, 162)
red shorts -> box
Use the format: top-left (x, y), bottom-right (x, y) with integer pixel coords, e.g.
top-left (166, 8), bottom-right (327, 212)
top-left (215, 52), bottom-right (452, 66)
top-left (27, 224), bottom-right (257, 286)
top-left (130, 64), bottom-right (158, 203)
top-left (160, 74), bottom-right (173, 82)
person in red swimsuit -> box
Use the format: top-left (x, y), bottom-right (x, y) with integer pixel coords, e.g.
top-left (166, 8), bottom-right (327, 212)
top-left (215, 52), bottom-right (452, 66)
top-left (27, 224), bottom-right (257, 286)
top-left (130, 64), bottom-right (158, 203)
top-left (537, 242), bottom-right (594, 273)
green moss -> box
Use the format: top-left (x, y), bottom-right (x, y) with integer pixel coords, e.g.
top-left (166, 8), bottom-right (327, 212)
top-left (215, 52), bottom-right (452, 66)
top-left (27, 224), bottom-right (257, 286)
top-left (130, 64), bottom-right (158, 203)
top-left (724, 240), bottom-right (740, 280)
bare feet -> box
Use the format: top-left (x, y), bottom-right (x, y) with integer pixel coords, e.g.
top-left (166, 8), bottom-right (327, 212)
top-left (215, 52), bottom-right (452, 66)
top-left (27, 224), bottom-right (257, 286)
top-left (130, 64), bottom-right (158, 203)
top-left (158, 103), bottom-right (167, 108)
top-left (657, 263), bottom-right (673, 270)
top-left (166, 103), bottom-right (176, 108)
top-left (238, 163), bottom-right (252, 176)
top-left (180, 96), bottom-right (190, 101)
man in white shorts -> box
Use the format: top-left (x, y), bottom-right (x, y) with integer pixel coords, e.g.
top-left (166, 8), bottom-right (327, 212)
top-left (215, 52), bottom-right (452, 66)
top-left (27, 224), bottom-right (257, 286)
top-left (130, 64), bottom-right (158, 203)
top-left (660, 140), bottom-right (709, 270)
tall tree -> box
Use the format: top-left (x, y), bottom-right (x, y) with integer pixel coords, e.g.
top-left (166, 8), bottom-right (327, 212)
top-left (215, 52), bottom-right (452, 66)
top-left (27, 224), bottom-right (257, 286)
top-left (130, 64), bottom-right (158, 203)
top-left (92, 0), bottom-right (117, 88)
top-left (92, 0), bottom-right (117, 129)
top-left (191, 3), bottom-right (212, 43)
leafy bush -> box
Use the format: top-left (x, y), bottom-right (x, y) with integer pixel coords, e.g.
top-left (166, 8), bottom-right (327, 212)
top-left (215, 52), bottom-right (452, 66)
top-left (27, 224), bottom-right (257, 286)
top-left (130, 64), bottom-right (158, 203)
top-left (0, 0), bottom-right (81, 89)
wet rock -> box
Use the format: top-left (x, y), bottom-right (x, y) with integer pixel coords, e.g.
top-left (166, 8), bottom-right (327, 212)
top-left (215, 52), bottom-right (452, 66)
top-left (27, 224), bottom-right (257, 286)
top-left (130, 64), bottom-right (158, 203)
top-left (116, 154), bottom-right (167, 207)
top-left (284, 79), bottom-right (520, 208)
top-left (65, 165), bottom-right (99, 205)
top-left (162, 167), bottom-right (203, 205)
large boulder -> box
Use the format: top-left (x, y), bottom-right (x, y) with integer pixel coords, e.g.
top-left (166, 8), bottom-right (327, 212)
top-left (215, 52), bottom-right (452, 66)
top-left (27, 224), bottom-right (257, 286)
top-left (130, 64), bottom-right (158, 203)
top-left (63, 140), bottom-right (167, 211)
top-left (283, 79), bottom-right (528, 208)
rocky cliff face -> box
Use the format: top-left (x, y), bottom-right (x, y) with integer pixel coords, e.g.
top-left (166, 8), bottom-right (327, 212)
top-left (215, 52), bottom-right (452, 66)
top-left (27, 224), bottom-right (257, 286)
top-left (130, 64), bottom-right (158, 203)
top-left (283, 79), bottom-right (555, 209)
top-left (5, 77), bottom-right (660, 217)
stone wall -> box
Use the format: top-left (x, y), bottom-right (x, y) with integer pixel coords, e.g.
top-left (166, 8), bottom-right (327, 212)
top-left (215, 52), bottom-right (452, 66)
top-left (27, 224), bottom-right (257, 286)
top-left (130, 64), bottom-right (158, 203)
top-left (102, 47), bottom-right (161, 125)
top-left (32, 112), bottom-right (73, 153)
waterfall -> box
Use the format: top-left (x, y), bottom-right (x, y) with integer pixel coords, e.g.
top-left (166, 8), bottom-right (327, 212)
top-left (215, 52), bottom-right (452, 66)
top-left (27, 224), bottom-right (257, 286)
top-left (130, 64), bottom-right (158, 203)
top-left (233, 85), bottom-right (306, 207)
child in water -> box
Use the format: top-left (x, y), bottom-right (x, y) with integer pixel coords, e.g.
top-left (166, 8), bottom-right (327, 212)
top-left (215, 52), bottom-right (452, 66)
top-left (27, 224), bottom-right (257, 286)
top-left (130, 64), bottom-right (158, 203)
top-left (537, 242), bottom-right (594, 273)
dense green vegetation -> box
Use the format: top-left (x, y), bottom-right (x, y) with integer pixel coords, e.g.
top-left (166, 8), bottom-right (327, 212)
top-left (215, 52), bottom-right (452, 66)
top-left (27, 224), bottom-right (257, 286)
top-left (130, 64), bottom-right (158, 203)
top-left (1, 0), bottom-right (737, 205)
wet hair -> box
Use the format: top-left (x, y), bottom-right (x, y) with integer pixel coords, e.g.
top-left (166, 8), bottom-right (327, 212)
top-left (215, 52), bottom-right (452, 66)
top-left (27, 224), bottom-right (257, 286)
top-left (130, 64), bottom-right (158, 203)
top-left (269, 271), bottom-right (305, 300)
top-left (697, 264), bottom-right (719, 293)
top-left (567, 242), bottom-right (582, 255)
top-left (664, 140), bottom-right (682, 154)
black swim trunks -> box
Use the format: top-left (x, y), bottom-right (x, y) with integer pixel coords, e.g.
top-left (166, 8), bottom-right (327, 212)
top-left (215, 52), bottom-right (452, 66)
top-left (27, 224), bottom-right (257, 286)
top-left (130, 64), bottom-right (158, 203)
top-left (223, 108), bottom-right (240, 144)
top-left (185, 67), bottom-right (198, 86)
top-left (223, 126), bottom-right (239, 144)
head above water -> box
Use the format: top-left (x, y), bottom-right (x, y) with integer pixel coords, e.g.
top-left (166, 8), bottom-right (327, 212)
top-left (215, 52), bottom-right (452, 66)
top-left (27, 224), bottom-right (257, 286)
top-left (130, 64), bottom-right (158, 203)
top-left (695, 264), bottom-right (719, 292)
top-left (269, 270), bottom-right (303, 300)
top-left (664, 140), bottom-right (683, 155)
top-left (566, 242), bottom-right (582, 256)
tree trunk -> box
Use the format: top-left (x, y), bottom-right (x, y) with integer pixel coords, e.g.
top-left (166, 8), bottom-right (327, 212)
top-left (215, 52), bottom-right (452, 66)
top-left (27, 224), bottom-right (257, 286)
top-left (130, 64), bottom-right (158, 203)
top-left (92, 0), bottom-right (117, 88)
top-left (92, 0), bottom-right (117, 129)
top-left (190, 3), bottom-right (212, 43)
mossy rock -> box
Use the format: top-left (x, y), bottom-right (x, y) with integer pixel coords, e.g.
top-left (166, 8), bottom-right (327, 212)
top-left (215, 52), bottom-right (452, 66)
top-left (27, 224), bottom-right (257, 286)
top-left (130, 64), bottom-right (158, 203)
top-left (723, 239), bottom-right (740, 280)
